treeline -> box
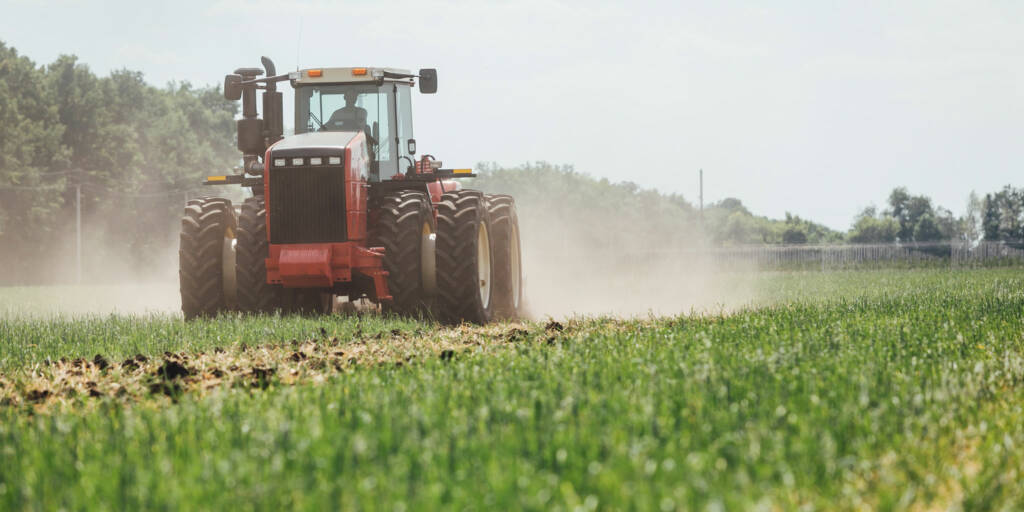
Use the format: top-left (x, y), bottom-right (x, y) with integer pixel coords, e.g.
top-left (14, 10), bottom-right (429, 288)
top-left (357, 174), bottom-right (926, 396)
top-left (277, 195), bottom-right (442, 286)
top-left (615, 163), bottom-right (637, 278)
top-left (849, 186), bottom-right (1024, 244)
top-left (471, 162), bottom-right (842, 249)
top-left (981, 187), bottom-right (1024, 242)
top-left (0, 42), bottom-right (236, 284)
top-left (475, 163), bottom-right (1023, 248)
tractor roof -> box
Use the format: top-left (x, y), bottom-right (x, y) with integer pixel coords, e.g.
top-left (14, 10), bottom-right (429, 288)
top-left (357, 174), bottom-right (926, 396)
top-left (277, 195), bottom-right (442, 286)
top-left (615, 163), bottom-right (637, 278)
top-left (289, 67), bottom-right (413, 85)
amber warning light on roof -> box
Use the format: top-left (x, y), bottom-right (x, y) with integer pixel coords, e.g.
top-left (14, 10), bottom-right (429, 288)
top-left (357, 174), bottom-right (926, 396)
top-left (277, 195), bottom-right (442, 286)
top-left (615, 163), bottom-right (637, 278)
top-left (307, 69), bottom-right (322, 77)
top-left (352, 68), bottom-right (368, 76)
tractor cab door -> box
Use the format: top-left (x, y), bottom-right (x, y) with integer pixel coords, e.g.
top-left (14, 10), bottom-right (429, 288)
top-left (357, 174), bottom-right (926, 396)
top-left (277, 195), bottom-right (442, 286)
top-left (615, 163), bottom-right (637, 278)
top-left (395, 83), bottom-right (415, 173)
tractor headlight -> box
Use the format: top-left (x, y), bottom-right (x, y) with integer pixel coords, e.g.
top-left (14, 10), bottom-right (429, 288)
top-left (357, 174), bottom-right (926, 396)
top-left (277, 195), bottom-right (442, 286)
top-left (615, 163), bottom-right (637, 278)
top-left (291, 158), bottom-right (304, 166)
top-left (329, 156), bottom-right (342, 165)
top-left (274, 158), bottom-right (286, 167)
top-left (310, 157), bottom-right (323, 165)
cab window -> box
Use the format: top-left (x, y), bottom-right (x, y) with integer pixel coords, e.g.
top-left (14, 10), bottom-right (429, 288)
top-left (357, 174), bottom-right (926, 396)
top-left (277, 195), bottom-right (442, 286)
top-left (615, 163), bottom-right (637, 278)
top-left (295, 84), bottom-right (398, 178)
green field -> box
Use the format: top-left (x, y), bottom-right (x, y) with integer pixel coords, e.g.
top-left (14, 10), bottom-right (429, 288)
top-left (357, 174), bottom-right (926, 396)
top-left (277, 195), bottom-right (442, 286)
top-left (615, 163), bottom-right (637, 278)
top-left (2, 269), bottom-right (1023, 510)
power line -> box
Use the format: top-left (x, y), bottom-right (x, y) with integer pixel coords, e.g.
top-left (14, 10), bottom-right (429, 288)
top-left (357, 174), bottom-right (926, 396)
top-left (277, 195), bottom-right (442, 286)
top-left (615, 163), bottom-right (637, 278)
top-left (0, 184), bottom-right (65, 191)
top-left (1, 182), bottom-right (209, 197)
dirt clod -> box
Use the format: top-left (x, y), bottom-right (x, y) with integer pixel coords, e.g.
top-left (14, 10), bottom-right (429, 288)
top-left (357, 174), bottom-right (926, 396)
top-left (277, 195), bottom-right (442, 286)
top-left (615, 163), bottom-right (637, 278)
top-left (92, 355), bottom-right (109, 370)
top-left (248, 367), bottom-right (275, 389)
top-left (149, 380), bottom-right (182, 398)
top-left (545, 321), bottom-right (565, 332)
top-left (26, 389), bottom-right (51, 402)
top-left (506, 329), bottom-right (529, 342)
top-left (155, 360), bottom-right (192, 380)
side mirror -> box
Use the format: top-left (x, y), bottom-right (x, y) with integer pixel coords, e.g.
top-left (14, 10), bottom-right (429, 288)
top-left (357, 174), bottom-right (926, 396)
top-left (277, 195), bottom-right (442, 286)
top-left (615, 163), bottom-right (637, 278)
top-left (418, 68), bottom-right (437, 94)
top-left (407, 138), bottom-right (417, 155)
top-left (224, 74), bottom-right (242, 100)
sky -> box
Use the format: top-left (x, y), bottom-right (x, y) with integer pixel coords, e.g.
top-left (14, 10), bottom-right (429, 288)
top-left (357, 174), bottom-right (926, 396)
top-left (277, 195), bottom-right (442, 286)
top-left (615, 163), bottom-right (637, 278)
top-left (1, 0), bottom-right (1021, 230)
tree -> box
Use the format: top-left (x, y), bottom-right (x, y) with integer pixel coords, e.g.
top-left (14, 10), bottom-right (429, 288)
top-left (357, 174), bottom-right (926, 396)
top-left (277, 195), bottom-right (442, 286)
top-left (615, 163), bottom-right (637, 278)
top-left (782, 227), bottom-right (808, 244)
top-left (848, 207), bottom-right (898, 243)
top-left (887, 187), bottom-right (912, 241)
top-left (912, 213), bottom-right (942, 242)
top-left (982, 193), bottom-right (1000, 241)
top-left (933, 206), bottom-right (958, 241)
top-left (963, 191), bottom-right (982, 242)
top-left (883, 187), bottom-right (944, 242)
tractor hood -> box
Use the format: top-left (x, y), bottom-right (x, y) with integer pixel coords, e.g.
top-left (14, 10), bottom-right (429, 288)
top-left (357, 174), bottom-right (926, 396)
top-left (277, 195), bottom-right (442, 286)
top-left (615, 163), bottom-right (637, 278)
top-left (269, 131), bottom-right (357, 158)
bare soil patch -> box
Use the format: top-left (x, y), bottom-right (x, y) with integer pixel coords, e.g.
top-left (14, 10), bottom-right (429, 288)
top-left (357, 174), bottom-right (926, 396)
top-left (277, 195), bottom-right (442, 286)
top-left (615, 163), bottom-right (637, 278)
top-left (0, 319), bottom-right (603, 412)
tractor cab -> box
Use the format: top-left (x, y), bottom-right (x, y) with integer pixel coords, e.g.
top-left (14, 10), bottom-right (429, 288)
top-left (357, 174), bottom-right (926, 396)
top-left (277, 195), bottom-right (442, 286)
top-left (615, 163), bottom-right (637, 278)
top-left (221, 61), bottom-right (437, 182)
top-left (289, 67), bottom-right (430, 181)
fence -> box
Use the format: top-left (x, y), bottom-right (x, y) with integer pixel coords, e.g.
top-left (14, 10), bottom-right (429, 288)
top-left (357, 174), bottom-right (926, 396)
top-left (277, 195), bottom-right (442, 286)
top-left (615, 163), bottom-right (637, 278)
top-left (622, 241), bottom-right (1024, 271)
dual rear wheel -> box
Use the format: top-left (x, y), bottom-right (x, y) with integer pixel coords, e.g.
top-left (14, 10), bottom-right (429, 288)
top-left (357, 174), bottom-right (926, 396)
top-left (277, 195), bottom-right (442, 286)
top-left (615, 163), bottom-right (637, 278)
top-left (434, 191), bottom-right (523, 324)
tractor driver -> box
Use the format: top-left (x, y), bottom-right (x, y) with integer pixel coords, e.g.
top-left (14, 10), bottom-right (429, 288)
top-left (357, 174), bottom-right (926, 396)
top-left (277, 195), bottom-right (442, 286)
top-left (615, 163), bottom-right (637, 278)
top-left (324, 92), bottom-right (368, 131)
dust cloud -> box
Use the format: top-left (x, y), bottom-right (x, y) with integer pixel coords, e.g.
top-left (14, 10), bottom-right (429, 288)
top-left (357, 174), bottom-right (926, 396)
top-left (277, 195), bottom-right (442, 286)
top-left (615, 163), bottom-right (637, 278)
top-left (0, 213), bottom-right (182, 317)
top-left (2, 190), bottom-right (757, 320)
top-left (515, 207), bottom-right (756, 320)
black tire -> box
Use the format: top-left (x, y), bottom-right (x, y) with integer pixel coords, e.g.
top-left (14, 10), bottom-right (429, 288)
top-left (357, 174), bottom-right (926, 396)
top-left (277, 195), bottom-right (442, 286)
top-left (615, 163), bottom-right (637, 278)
top-left (236, 196), bottom-right (289, 313)
top-left (486, 195), bottom-right (523, 320)
top-left (368, 191), bottom-right (436, 316)
top-left (435, 190), bottom-right (494, 324)
top-left (179, 197), bottom-right (236, 320)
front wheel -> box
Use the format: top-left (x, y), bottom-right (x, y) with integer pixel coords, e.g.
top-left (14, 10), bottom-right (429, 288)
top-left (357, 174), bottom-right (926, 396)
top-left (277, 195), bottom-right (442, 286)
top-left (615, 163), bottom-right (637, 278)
top-left (368, 191), bottom-right (436, 316)
top-left (179, 197), bottom-right (236, 320)
top-left (236, 196), bottom-right (291, 314)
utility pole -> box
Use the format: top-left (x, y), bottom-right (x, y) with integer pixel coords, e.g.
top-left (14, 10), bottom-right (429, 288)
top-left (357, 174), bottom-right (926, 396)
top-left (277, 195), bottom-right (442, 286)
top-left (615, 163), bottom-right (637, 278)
top-left (75, 179), bottom-right (82, 285)
top-left (699, 168), bottom-right (704, 227)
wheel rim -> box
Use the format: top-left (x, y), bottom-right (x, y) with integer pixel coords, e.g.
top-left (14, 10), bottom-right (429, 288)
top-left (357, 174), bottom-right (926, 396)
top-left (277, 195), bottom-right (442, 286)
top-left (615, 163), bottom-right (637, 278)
top-left (510, 223), bottom-right (521, 309)
top-left (222, 225), bottom-right (237, 307)
top-left (421, 221), bottom-right (437, 295)
top-left (478, 222), bottom-right (491, 309)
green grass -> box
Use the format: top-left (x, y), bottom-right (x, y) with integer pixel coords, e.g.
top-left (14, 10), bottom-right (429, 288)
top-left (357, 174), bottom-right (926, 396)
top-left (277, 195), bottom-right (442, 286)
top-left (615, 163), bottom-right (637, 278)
top-left (2, 269), bottom-right (1024, 510)
top-left (0, 311), bottom-right (423, 371)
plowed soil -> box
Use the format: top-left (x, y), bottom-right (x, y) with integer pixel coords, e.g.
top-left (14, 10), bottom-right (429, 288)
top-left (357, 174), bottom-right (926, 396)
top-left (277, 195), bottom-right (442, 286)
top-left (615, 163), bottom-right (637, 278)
top-left (0, 320), bottom-right (576, 412)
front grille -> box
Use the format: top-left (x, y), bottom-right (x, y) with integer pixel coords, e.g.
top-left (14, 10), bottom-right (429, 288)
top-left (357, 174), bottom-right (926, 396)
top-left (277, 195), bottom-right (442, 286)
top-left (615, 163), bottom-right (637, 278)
top-left (268, 164), bottom-right (347, 244)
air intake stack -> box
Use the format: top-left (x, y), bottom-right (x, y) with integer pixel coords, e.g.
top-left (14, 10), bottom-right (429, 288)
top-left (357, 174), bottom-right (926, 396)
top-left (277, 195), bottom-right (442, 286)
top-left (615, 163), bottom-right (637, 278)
top-left (222, 57), bottom-right (284, 174)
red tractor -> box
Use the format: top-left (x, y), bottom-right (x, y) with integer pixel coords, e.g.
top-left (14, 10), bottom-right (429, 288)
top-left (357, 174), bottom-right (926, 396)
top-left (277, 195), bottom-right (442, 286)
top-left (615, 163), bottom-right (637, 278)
top-left (179, 57), bottom-right (522, 323)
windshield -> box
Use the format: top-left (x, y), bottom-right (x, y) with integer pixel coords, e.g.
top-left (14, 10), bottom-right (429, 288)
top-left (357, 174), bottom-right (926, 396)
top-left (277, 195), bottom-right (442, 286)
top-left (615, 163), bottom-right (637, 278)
top-left (295, 84), bottom-right (394, 176)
